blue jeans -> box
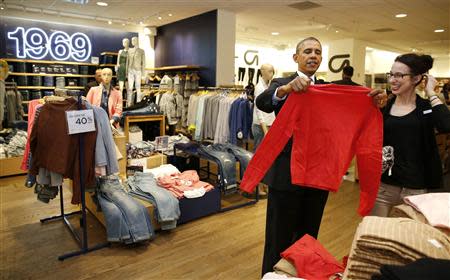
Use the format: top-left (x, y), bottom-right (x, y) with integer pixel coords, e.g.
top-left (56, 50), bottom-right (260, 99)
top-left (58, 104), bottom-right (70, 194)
top-left (211, 143), bottom-right (253, 180)
top-left (99, 177), bottom-right (154, 243)
top-left (198, 145), bottom-right (237, 191)
top-left (127, 172), bottom-right (180, 230)
top-left (251, 124), bottom-right (265, 152)
top-left (97, 193), bottom-right (132, 243)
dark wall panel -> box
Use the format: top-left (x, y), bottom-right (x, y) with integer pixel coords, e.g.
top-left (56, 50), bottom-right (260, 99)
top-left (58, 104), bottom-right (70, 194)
top-left (155, 10), bottom-right (217, 86)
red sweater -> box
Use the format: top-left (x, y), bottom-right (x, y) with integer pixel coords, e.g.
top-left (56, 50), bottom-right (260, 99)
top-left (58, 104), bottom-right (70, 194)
top-left (240, 84), bottom-right (383, 216)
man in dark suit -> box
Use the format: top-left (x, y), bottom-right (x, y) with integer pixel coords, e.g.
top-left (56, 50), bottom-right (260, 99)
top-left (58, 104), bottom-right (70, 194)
top-left (332, 65), bottom-right (361, 86)
top-left (255, 37), bottom-right (386, 275)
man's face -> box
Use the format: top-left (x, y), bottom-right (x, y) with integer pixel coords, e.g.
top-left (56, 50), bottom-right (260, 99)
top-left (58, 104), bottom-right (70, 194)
top-left (101, 69), bottom-right (112, 85)
top-left (293, 40), bottom-right (322, 76)
top-left (95, 70), bottom-right (103, 83)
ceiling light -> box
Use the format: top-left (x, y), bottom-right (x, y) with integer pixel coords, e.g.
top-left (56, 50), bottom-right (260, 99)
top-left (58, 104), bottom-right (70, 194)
top-left (335, 30), bottom-right (339, 33)
top-left (96, 1), bottom-right (108, 6)
top-left (168, 13), bottom-right (172, 17)
top-left (139, 21), bottom-right (144, 25)
top-left (122, 23), bottom-right (126, 26)
top-left (0, 3), bottom-right (5, 10)
top-left (395, 13), bottom-right (407, 18)
top-left (108, 20), bottom-right (112, 24)
top-left (158, 16), bottom-right (162, 20)
top-left (434, 29), bottom-right (445, 33)
top-left (271, 32), bottom-right (279, 36)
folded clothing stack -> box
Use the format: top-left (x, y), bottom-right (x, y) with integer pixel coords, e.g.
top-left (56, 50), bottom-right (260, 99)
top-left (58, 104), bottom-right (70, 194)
top-left (344, 216), bottom-right (450, 279)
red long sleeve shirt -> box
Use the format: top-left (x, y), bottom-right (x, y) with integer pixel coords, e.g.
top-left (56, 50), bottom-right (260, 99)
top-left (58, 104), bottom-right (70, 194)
top-left (240, 84), bottom-right (383, 216)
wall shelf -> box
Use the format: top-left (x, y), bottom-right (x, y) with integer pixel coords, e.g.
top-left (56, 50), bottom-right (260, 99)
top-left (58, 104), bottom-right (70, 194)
top-left (2, 58), bottom-right (98, 66)
top-left (99, 64), bottom-right (116, 67)
top-left (100, 52), bottom-right (118, 56)
top-left (17, 86), bottom-right (85, 90)
top-left (9, 72), bottom-right (94, 78)
top-left (146, 65), bottom-right (201, 71)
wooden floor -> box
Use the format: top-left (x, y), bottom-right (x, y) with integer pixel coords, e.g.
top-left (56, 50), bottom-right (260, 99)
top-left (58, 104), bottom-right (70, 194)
top-left (0, 175), bottom-right (362, 280)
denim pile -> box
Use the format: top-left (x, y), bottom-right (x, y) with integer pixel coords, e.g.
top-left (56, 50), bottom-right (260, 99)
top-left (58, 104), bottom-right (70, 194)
top-left (127, 141), bottom-right (156, 159)
top-left (128, 172), bottom-right (180, 230)
top-left (174, 142), bottom-right (253, 193)
top-left (97, 176), bottom-right (154, 243)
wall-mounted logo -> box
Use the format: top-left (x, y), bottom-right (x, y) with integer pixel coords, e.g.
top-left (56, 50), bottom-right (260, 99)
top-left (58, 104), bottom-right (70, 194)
top-left (7, 27), bottom-right (92, 62)
top-left (244, 50), bottom-right (259, 66)
top-left (328, 54), bottom-right (350, 73)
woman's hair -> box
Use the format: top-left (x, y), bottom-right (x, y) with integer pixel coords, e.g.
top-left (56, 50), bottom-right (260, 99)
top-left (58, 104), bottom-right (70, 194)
top-left (395, 53), bottom-right (433, 76)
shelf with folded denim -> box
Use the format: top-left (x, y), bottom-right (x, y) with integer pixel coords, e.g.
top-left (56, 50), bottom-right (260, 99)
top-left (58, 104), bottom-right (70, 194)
top-left (9, 72), bottom-right (94, 78)
top-left (2, 58), bottom-right (98, 66)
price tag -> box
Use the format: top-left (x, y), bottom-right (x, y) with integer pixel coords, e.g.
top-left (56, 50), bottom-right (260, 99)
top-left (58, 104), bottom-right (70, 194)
top-left (155, 136), bottom-right (169, 151)
top-left (66, 109), bottom-right (96, 135)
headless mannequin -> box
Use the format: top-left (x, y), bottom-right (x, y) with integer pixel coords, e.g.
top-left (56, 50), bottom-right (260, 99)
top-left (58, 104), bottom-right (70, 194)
top-left (116, 38), bottom-right (129, 95)
top-left (127, 36), bottom-right (145, 107)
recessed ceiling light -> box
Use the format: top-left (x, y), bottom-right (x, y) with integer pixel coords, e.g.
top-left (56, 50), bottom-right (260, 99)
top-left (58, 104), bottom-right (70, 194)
top-left (395, 13), bottom-right (407, 18)
top-left (335, 30), bottom-right (339, 33)
top-left (139, 21), bottom-right (144, 25)
top-left (271, 32), bottom-right (279, 35)
top-left (122, 23), bottom-right (126, 26)
top-left (96, 2), bottom-right (108, 7)
top-left (158, 16), bottom-right (162, 20)
top-left (108, 20), bottom-right (112, 24)
top-left (168, 13), bottom-right (172, 17)
top-left (434, 29), bottom-right (445, 33)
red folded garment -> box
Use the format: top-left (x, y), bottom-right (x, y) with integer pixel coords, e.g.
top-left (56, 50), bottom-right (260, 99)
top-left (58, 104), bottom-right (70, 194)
top-left (281, 234), bottom-right (344, 280)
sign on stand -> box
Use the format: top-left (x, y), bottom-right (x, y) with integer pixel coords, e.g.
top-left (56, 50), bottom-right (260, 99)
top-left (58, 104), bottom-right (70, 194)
top-left (66, 109), bottom-right (96, 135)
top-left (155, 136), bottom-right (170, 152)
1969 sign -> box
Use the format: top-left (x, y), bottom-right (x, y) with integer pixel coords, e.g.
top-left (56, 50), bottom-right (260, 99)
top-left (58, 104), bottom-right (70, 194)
top-left (7, 27), bottom-right (92, 62)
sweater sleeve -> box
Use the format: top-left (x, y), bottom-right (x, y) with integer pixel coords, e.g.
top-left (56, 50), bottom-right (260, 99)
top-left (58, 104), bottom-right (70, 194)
top-left (355, 107), bottom-right (383, 216)
top-left (240, 93), bottom-right (298, 193)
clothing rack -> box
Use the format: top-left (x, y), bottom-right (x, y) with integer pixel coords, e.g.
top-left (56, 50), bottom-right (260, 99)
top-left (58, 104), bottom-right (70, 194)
top-left (40, 93), bottom-right (109, 260)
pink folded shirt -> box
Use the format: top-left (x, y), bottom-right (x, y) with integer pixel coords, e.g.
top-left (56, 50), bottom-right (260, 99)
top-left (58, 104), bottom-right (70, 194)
top-left (157, 170), bottom-right (214, 199)
top-left (404, 193), bottom-right (450, 229)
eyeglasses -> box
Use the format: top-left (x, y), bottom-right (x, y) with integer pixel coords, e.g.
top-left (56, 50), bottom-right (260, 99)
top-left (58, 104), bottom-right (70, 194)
top-left (386, 72), bottom-right (413, 79)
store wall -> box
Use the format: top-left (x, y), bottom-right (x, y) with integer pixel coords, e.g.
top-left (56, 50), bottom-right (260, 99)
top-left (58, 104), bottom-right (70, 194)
top-left (327, 39), bottom-right (366, 84)
top-left (216, 9), bottom-right (236, 86)
top-left (155, 10), bottom-right (217, 86)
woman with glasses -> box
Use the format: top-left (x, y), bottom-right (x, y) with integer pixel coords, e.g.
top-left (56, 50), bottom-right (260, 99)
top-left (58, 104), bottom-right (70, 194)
top-left (370, 53), bottom-right (450, 217)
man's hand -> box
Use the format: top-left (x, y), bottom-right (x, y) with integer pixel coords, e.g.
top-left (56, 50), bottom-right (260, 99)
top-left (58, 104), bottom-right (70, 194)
top-left (368, 89), bottom-right (388, 108)
top-left (276, 76), bottom-right (311, 98)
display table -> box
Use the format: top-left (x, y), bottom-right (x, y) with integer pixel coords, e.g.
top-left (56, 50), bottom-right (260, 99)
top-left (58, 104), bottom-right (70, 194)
top-left (123, 115), bottom-right (165, 142)
top-left (0, 156), bottom-right (26, 177)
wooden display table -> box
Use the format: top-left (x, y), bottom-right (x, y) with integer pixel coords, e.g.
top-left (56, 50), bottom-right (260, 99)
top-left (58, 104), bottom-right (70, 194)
top-left (123, 115), bottom-right (165, 143)
top-left (0, 156), bottom-right (26, 177)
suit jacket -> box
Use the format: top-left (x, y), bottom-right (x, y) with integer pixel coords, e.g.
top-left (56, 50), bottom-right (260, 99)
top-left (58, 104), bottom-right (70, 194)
top-left (331, 78), bottom-right (361, 86)
top-left (86, 85), bottom-right (123, 120)
top-left (255, 73), bottom-right (327, 191)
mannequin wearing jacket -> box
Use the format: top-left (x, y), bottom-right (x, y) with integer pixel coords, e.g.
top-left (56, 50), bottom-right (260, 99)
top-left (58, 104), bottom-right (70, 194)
top-left (127, 36), bottom-right (145, 106)
top-left (250, 37), bottom-right (387, 275)
top-left (87, 68), bottom-right (123, 125)
top-left (116, 38), bottom-right (129, 95)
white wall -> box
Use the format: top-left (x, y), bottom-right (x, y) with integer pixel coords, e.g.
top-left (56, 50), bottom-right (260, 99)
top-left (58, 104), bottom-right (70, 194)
top-left (431, 57), bottom-right (450, 77)
top-left (234, 43), bottom-right (329, 84)
top-left (216, 9), bottom-right (236, 86)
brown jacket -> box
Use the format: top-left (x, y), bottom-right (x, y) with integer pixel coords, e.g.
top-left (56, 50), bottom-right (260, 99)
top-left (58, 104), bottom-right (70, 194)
top-left (30, 98), bottom-right (96, 204)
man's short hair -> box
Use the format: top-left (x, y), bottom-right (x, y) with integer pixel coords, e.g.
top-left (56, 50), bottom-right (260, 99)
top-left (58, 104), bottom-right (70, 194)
top-left (343, 66), bottom-right (354, 76)
top-left (296, 37), bottom-right (322, 53)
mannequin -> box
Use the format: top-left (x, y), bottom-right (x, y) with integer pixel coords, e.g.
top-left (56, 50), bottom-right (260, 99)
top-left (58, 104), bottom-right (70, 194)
top-left (126, 36), bottom-right (145, 106)
top-left (0, 59), bottom-right (9, 130)
top-left (86, 68), bottom-right (123, 126)
top-left (115, 38), bottom-right (129, 95)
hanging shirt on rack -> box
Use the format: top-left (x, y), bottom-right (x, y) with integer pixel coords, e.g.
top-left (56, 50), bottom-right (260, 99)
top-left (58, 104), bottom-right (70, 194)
top-left (240, 84), bottom-right (383, 216)
top-left (30, 98), bottom-right (97, 204)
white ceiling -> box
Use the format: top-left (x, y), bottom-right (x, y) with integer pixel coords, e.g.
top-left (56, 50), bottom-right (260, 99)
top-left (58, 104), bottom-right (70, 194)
top-left (2, 0), bottom-right (450, 57)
